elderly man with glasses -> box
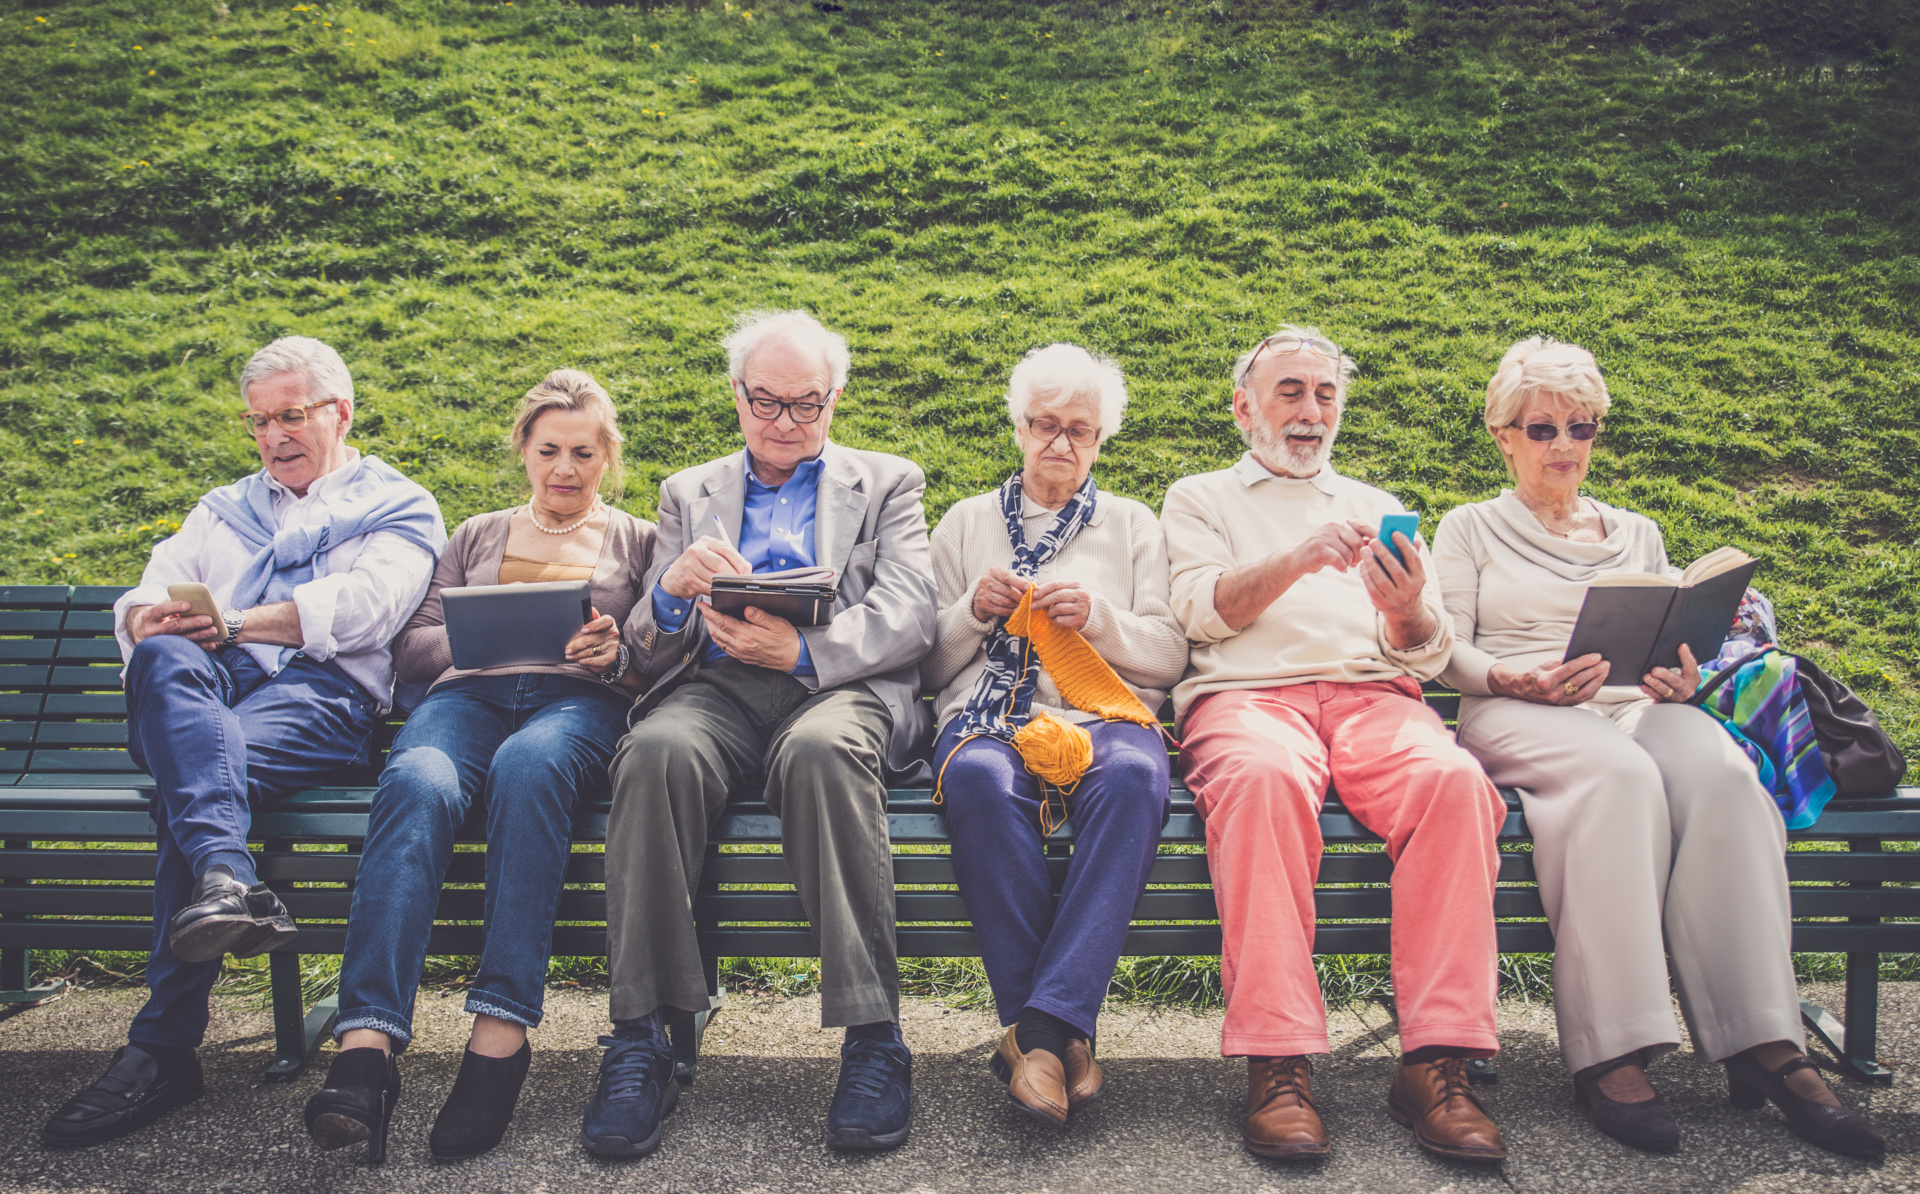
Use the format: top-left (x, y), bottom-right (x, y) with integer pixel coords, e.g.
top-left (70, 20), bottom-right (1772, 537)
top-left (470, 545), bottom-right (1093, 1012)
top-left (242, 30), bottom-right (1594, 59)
top-left (42, 336), bottom-right (444, 1150)
top-left (1161, 325), bottom-right (1509, 1163)
top-left (584, 309), bottom-right (936, 1158)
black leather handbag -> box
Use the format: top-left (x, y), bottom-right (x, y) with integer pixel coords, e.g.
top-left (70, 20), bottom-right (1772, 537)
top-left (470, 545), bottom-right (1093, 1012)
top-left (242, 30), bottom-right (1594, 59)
top-left (1695, 646), bottom-right (1907, 795)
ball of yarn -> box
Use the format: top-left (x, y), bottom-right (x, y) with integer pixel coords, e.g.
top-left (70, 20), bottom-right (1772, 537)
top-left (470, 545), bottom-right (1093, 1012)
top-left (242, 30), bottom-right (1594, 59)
top-left (1012, 710), bottom-right (1093, 787)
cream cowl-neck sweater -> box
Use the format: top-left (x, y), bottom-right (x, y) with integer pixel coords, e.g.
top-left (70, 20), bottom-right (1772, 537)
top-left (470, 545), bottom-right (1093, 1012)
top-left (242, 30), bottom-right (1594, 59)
top-left (923, 485), bottom-right (1190, 731)
top-left (1160, 457), bottom-right (1451, 724)
top-left (1430, 489), bottom-right (1676, 719)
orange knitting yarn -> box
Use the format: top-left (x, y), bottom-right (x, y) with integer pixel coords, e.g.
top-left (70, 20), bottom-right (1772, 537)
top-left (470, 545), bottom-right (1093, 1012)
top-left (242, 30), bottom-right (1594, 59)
top-left (1002, 585), bottom-right (1161, 789)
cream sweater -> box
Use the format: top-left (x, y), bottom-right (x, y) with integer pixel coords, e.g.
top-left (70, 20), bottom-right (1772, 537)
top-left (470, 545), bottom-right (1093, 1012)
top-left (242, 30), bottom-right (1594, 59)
top-left (923, 485), bottom-right (1190, 731)
top-left (1431, 490), bottom-right (1675, 716)
top-left (1161, 455), bottom-right (1451, 723)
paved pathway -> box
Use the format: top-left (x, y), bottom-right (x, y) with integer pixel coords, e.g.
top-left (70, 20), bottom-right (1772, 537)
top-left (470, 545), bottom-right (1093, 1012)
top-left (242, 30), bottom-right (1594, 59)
top-left (2, 981), bottom-right (1916, 1192)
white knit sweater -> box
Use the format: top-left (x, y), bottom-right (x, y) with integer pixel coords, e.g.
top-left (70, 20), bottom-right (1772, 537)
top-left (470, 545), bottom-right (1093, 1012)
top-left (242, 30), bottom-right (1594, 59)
top-left (923, 485), bottom-right (1190, 731)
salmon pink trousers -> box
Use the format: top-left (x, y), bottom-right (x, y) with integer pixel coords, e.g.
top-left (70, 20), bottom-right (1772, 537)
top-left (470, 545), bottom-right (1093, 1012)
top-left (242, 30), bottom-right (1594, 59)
top-left (1181, 679), bottom-right (1506, 1059)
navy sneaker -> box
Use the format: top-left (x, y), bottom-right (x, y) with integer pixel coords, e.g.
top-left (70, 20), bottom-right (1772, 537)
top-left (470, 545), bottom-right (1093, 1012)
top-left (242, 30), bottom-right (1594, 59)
top-left (826, 1037), bottom-right (912, 1151)
top-left (580, 1034), bottom-right (679, 1157)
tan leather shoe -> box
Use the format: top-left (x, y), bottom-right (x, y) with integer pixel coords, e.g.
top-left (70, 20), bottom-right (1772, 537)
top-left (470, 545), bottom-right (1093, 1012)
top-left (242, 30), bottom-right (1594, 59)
top-left (1063, 1038), bottom-right (1104, 1110)
top-left (1244, 1056), bottom-right (1329, 1159)
top-left (990, 1028), bottom-right (1068, 1127)
top-left (1387, 1058), bottom-right (1508, 1161)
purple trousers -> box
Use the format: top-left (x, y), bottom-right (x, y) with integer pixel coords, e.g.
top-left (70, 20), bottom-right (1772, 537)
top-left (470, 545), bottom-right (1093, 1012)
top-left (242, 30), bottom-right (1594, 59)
top-left (936, 718), bottom-right (1170, 1038)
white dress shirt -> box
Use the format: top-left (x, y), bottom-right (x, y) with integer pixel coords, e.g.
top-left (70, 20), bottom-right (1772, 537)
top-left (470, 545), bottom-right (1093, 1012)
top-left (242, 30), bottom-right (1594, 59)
top-left (113, 448), bottom-right (438, 711)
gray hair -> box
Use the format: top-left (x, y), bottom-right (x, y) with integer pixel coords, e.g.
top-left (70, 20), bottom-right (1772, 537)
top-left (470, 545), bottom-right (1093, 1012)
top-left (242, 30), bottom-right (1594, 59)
top-left (721, 309), bottom-right (851, 392)
top-left (1005, 343), bottom-right (1128, 445)
top-left (1484, 336), bottom-right (1611, 431)
top-left (238, 335), bottom-right (354, 411)
top-left (1230, 323), bottom-right (1358, 405)
top-left (510, 368), bottom-right (625, 495)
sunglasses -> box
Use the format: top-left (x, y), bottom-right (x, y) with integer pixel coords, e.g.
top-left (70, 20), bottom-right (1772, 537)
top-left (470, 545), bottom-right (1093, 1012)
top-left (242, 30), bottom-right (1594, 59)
top-left (1510, 420), bottom-right (1599, 442)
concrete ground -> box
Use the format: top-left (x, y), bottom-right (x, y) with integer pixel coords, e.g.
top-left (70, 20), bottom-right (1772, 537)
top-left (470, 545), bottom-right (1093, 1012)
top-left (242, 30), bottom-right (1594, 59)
top-left (1, 982), bottom-right (1916, 1193)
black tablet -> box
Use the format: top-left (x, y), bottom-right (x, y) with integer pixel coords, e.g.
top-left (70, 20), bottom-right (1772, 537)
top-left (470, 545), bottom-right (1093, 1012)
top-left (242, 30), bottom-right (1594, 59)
top-left (441, 580), bottom-right (593, 671)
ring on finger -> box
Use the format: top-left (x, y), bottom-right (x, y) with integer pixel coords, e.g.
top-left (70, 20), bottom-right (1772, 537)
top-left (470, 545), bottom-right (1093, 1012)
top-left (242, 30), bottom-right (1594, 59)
top-left (1563, 681), bottom-right (1577, 696)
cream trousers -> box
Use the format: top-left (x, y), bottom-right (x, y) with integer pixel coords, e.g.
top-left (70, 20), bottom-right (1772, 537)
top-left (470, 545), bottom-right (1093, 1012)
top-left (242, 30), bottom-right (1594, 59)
top-left (1456, 694), bottom-right (1805, 1074)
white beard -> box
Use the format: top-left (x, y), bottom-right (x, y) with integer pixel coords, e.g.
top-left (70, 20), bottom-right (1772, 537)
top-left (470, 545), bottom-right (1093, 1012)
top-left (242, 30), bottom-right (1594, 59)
top-left (1248, 409), bottom-right (1336, 477)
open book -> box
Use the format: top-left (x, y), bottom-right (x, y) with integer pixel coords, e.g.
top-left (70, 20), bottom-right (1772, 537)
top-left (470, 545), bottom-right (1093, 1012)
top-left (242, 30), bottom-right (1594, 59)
top-left (1563, 547), bottom-right (1759, 681)
top-left (708, 566), bottom-right (839, 627)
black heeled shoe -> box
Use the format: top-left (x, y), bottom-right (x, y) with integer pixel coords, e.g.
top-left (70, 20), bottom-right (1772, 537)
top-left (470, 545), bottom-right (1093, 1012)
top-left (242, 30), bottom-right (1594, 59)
top-left (1572, 1055), bottom-right (1680, 1154)
top-left (305, 1047), bottom-right (401, 1164)
top-left (428, 1041), bottom-right (532, 1160)
top-left (1726, 1051), bottom-right (1885, 1160)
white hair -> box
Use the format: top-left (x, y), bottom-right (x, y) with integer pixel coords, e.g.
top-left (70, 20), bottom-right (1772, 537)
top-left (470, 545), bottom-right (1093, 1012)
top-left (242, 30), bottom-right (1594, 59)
top-left (1004, 343), bottom-right (1129, 445)
top-left (721, 309), bottom-right (851, 392)
top-left (1230, 323), bottom-right (1358, 405)
top-left (1483, 336), bottom-right (1611, 431)
top-left (238, 335), bottom-right (354, 409)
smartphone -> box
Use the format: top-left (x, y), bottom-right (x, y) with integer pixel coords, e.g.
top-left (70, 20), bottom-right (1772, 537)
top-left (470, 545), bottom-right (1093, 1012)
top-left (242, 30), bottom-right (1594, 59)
top-left (1377, 513), bottom-right (1420, 567)
top-left (166, 582), bottom-right (221, 623)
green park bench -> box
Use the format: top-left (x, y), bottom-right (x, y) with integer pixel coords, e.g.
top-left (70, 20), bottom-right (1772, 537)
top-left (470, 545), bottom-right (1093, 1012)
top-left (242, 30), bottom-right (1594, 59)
top-left (2, 584), bottom-right (1914, 1089)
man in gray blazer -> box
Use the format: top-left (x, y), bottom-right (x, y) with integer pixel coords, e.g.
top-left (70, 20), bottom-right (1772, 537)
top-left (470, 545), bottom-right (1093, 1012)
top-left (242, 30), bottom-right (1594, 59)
top-left (583, 310), bottom-right (936, 1159)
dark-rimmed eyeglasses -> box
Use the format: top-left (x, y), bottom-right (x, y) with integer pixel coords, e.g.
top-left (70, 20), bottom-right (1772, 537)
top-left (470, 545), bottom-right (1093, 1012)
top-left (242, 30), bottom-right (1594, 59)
top-left (1511, 420), bottom-right (1600, 442)
top-left (237, 397), bottom-right (339, 436)
top-left (1242, 335), bottom-right (1342, 382)
top-left (1026, 416), bottom-right (1100, 448)
top-left (740, 387), bottom-right (834, 424)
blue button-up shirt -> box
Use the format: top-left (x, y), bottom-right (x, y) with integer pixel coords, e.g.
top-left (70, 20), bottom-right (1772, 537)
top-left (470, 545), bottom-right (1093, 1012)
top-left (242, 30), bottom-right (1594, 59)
top-left (652, 454), bottom-right (822, 674)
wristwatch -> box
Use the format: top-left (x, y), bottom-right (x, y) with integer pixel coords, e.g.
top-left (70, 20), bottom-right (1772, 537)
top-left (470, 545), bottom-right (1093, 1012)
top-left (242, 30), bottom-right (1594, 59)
top-left (220, 608), bottom-right (246, 645)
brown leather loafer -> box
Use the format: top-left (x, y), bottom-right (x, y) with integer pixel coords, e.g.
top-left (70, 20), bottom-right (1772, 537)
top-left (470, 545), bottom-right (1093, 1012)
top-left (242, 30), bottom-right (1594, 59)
top-left (989, 1028), bottom-right (1068, 1127)
top-left (1064, 1038), bottom-right (1104, 1110)
top-left (1244, 1056), bottom-right (1329, 1159)
top-left (1387, 1058), bottom-right (1508, 1161)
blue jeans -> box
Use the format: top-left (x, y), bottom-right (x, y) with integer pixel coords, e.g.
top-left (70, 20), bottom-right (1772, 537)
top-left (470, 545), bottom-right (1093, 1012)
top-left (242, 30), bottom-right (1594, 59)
top-left (335, 674), bottom-right (631, 1047)
top-left (124, 635), bottom-right (379, 1050)
top-left (937, 719), bottom-right (1170, 1038)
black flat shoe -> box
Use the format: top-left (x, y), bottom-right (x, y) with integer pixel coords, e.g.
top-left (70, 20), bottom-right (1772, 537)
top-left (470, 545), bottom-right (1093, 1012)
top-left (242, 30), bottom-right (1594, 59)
top-left (1727, 1052), bottom-right (1885, 1160)
top-left (41, 1045), bottom-right (205, 1149)
top-left (305, 1047), bottom-right (401, 1164)
top-left (166, 864), bottom-right (298, 963)
top-left (1573, 1056), bottom-right (1679, 1154)
top-left (428, 1042), bottom-right (531, 1160)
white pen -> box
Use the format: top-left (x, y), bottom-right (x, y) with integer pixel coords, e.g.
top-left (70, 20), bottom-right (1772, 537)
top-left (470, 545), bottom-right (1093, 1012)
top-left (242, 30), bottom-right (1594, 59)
top-left (712, 514), bottom-right (733, 549)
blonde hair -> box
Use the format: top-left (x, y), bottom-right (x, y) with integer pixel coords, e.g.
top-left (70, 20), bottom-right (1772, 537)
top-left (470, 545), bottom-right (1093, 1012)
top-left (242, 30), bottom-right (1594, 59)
top-left (509, 369), bottom-right (624, 495)
top-left (1484, 337), bottom-right (1611, 432)
top-left (1005, 342), bottom-right (1128, 445)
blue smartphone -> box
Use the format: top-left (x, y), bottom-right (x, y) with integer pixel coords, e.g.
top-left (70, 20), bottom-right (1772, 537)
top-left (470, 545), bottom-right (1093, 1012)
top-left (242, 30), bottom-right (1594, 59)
top-left (1378, 513), bottom-right (1420, 566)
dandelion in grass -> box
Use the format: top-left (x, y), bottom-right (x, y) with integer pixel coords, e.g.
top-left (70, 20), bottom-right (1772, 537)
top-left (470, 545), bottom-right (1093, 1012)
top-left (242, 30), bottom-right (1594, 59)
top-left (73, 439), bottom-right (85, 445)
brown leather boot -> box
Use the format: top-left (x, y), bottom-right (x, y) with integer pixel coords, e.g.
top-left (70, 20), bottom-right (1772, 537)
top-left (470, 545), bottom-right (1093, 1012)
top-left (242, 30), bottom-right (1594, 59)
top-left (990, 1028), bottom-right (1068, 1127)
top-left (1063, 1038), bottom-right (1103, 1110)
top-left (1244, 1056), bottom-right (1329, 1159)
top-left (1387, 1058), bottom-right (1508, 1161)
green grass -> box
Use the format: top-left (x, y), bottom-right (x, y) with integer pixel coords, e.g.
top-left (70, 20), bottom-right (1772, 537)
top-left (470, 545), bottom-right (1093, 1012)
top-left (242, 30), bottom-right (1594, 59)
top-left (6, 0), bottom-right (1918, 1007)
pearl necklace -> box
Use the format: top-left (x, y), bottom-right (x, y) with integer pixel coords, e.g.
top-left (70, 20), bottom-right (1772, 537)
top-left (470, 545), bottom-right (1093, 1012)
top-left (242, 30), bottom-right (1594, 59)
top-left (527, 496), bottom-right (601, 535)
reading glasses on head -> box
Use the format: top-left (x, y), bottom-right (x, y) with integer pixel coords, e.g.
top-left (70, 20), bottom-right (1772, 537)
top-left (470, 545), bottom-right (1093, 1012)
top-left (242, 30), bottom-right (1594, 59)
top-left (1242, 335), bottom-right (1343, 381)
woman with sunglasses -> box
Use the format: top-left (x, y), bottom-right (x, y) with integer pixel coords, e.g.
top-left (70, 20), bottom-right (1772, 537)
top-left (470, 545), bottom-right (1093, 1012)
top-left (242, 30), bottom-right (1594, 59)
top-left (922, 343), bottom-right (1187, 1128)
top-left (1429, 337), bottom-right (1883, 1160)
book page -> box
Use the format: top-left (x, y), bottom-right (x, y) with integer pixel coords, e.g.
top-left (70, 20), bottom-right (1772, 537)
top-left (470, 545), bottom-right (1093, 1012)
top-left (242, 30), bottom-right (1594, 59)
top-left (1588, 572), bottom-right (1675, 588)
top-left (1679, 546), bottom-right (1753, 587)
top-left (714, 566), bottom-right (837, 586)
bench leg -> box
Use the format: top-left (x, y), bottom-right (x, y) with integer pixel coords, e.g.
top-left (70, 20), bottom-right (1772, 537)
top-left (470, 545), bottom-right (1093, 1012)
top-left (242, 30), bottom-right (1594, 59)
top-left (669, 953), bottom-right (726, 1088)
top-left (263, 950), bottom-right (337, 1083)
top-left (1800, 955), bottom-right (1893, 1087)
top-left (1464, 1057), bottom-right (1498, 1086)
top-left (1, 839), bottom-right (69, 1007)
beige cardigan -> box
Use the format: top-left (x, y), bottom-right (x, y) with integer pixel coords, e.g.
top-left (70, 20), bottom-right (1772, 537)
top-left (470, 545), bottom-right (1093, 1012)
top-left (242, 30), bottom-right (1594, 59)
top-left (394, 506), bottom-right (658, 693)
top-left (923, 485), bottom-right (1189, 731)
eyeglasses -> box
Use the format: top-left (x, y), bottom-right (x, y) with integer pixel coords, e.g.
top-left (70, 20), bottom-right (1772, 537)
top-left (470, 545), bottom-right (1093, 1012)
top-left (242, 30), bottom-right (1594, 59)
top-left (741, 387), bottom-right (834, 424)
top-left (1511, 420), bottom-right (1600, 442)
top-left (237, 397), bottom-right (339, 435)
top-left (1026, 416), bottom-right (1100, 448)
top-left (1242, 335), bottom-right (1343, 381)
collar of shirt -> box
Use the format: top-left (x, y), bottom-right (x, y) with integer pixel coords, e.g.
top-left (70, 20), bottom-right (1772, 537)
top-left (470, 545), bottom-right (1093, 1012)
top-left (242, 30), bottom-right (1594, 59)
top-left (1233, 451), bottom-right (1340, 496)
top-left (744, 452), bottom-right (823, 498)
top-left (261, 445), bottom-right (364, 509)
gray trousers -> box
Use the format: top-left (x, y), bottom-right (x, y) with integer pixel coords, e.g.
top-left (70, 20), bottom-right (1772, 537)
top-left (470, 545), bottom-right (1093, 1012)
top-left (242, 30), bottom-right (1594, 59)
top-left (1457, 694), bottom-right (1804, 1074)
top-left (605, 656), bottom-right (898, 1027)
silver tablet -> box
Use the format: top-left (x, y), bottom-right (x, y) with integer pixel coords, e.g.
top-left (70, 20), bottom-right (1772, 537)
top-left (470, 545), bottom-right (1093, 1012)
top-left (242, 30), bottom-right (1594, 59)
top-left (440, 580), bottom-right (593, 671)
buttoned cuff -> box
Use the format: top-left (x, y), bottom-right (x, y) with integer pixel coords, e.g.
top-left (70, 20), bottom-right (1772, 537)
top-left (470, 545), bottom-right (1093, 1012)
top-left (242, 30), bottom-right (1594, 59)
top-left (652, 581), bottom-right (692, 633)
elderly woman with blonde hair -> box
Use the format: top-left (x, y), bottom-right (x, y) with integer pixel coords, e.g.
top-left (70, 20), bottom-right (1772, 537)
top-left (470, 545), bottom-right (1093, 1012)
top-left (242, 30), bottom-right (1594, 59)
top-left (922, 343), bottom-right (1188, 1128)
top-left (305, 369), bottom-right (657, 1164)
top-left (1430, 338), bottom-right (1883, 1160)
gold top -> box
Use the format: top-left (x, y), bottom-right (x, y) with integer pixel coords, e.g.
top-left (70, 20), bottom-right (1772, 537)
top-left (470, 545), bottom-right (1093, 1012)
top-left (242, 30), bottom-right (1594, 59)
top-left (498, 554), bottom-right (596, 585)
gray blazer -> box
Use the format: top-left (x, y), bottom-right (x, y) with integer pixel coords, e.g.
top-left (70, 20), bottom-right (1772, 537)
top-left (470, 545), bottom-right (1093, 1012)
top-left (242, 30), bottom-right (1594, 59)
top-left (623, 440), bottom-right (937, 776)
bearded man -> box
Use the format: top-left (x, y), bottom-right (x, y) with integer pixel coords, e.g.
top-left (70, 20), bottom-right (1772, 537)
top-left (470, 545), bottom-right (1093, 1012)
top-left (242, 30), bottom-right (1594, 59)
top-left (1160, 326), bottom-right (1508, 1163)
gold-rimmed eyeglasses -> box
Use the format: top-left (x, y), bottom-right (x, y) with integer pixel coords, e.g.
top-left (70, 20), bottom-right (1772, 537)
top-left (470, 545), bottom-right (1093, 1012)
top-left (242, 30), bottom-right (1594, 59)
top-left (237, 397), bottom-right (339, 436)
top-left (1241, 335), bottom-right (1342, 382)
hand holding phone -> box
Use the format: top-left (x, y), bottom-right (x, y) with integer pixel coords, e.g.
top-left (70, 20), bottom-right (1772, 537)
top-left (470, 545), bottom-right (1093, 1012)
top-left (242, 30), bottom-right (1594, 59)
top-left (167, 583), bottom-right (221, 622)
top-left (1377, 513), bottom-right (1420, 567)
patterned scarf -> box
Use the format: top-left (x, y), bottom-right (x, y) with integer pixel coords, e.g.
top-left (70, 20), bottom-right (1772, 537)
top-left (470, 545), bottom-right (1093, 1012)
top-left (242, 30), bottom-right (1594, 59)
top-left (951, 470), bottom-right (1098, 743)
top-left (1697, 643), bottom-right (1836, 829)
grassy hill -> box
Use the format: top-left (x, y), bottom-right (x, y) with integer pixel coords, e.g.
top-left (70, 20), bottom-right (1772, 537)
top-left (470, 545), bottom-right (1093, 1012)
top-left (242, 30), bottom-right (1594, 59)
top-left (3, 0), bottom-right (1917, 758)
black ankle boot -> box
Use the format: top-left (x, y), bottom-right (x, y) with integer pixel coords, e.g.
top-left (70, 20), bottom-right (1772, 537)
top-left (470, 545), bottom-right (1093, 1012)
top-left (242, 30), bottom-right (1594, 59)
top-left (428, 1042), bottom-right (531, 1160)
top-left (305, 1047), bottom-right (401, 1164)
top-left (1727, 1052), bottom-right (1885, 1160)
